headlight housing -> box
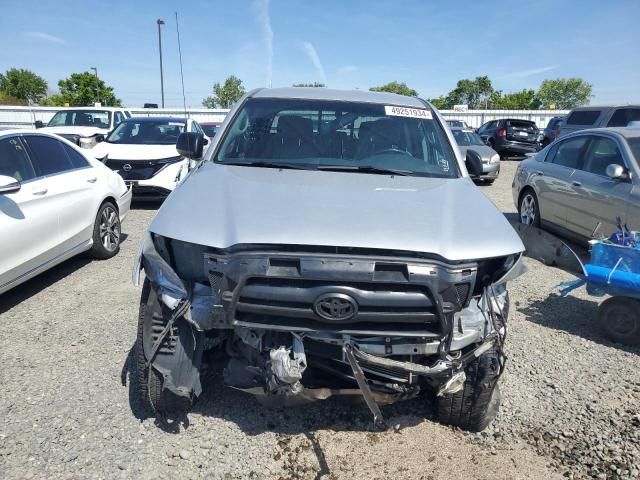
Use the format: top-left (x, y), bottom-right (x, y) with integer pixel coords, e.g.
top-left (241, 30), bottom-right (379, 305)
top-left (490, 154), bottom-right (500, 164)
top-left (79, 134), bottom-right (105, 149)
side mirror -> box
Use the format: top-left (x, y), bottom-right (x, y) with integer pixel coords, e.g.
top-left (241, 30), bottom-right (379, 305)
top-left (0, 175), bottom-right (21, 194)
top-left (202, 137), bottom-right (210, 146)
top-left (34, 120), bottom-right (44, 129)
top-left (95, 134), bottom-right (104, 143)
top-left (176, 132), bottom-right (204, 159)
top-left (606, 164), bottom-right (628, 181)
top-left (465, 151), bottom-right (483, 178)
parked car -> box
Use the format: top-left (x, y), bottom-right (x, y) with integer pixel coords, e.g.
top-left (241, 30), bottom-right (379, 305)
top-left (559, 105), bottom-right (640, 138)
top-left (36, 107), bottom-right (132, 149)
top-left (513, 127), bottom-right (640, 243)
top-left (131, 88), bottom-right (525, 432)
top-left (477, 118), bottom-right (541, 158)
top-left (541, 116), bottom-right (565, 147)
top-left (92, 117), bottom-right (208, 201)
top-left (446, 119), bottom-right (471, 129)
top-left (200, 121), bottom-right (222, 140)
top-left (451, 127), bottom-right (500, 183)
top-left (0, 130), bottom-right (132, 295)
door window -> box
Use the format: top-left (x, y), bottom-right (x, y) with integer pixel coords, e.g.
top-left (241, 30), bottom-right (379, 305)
top-left (548, 136), bottom-right (588, 169)
top-left (114, 111), bottom-right (126, 128)
top-left (566, 110), bottom-right (601, 126)
top-left (60, 143), bottom-right (90, 169)
top-left (0, 136), bottom-right (36, 181)
top-left (580, 137), bottom-right (624, 177)
top-left (23, 135), bottom-right (74, 176)
top-left (607, 108), bottom-right (640, 127)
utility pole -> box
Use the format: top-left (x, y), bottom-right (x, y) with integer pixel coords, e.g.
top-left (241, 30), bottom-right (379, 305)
top-left (90, 67), bottom-right (100, 105)
top-left (157, 19), bottom-right (165, 108)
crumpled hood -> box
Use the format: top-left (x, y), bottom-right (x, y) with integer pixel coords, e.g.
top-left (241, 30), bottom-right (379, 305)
top-left (458, 145), bottom-right (498, 160)
top-left (39, 126), bottom-right (108, 137)
top-left (90, 142), bottom-right (180, 160)
top-left (150, 163), bottom-right (524, 262)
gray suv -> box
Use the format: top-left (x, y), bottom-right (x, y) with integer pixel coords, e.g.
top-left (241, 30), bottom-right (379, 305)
top-left (559, 105), bottom-right (640, 138)
top-left (132, 88), bottom-right (525, 431)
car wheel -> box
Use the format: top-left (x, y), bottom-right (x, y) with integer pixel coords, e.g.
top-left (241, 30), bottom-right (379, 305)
top-left (436, 348), bottom-right (502, 432)
top-left (518, 189), bottom-right (540, 227)
top-left (91, 201), bottom-right (121, 259)
top-left (598, 297), bottom-right (640, 346)
top-left (134, 278), bottom-right (194, 416)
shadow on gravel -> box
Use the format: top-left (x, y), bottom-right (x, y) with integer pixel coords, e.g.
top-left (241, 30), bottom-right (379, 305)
top-left (0, 256), bottom-right (91, 314)
top-left (519, 293), bottom-right (640, 355)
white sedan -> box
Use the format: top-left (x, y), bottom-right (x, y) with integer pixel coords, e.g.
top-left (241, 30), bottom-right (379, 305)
top-left (0, 130), bottom-right (132, 295)
top-left (91, 117), bottom-right (208, 201)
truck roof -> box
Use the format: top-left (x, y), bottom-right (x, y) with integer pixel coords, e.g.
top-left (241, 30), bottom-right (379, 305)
top-left (251, 87), bottom-right (425, 108)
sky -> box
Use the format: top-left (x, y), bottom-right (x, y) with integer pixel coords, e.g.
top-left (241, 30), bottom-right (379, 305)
top-left (1, 0), bottom-right (638, 108)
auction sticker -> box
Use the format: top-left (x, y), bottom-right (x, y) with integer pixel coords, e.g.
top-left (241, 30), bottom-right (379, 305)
top-left (385, 105), bottom-right (432, 119)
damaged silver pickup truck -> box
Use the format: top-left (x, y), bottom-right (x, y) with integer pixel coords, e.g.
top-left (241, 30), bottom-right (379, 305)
top-left (132, 88), bottom-right (526, 431)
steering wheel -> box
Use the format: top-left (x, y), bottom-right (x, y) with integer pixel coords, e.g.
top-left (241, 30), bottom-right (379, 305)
top-left (373, 147), bottom-right (413, 158)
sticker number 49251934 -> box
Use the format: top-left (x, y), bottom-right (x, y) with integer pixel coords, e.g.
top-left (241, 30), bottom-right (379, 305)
top-left (385, 105), bottom-right (433, 119)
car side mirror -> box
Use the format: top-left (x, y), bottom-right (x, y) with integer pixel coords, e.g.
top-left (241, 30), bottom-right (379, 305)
top-left (202, 136), bottom-right (209, 145)
top-left (95, 134), bottom-right (105, 143)
top-left (606, 164), bottom-right (628, 181)
top-left (34, 120), bottom-right (44, 129)
top-left (465, 152), bottom-right (482, 177)
top-left (176, 132), bottom-right (204, 159)
top-left (0, 175), bottom-right (21, 194)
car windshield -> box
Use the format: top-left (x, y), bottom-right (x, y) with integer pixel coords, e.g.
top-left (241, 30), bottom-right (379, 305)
top-left (47, 110), bottom-right (111, 128)
top-left (202, 124), bottom-right (219, 137)
top-left (215, 98), bottom-right (459, 178)
top-left (105, 120), bottom-right (186, 145)
top-left (452, 130), bottom-right (484, 146)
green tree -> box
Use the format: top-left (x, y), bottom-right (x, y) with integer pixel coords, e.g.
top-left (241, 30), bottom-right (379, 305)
top-left (428, 96), bottom-right (448, 109)
top-left (292, 82), bottom-right (326, 87)
top-left (43, 72), bottom-right (121, 106)
top-left (489, 89), bottom-right (541, 109)
top-left (0, 68), bottom-right (48, 104)
top-left (369, 81), bottom-right (418, 97)
top-left (203, 75), bottom-right (246, 108)
top-left (0, 92), bottom-right (28, 106)
top-left (445, 76), bottom-right (494, 109)
top-left (537, 78), bottom-right (592, 109)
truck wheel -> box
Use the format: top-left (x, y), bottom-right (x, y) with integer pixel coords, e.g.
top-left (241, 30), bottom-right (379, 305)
top-left (134, 279), bottom-right (192, 415)
top-left (598, 297), bottom-right (640, 346)
top-left (436, 348), bottom-right (502, 432)
top-left (91, 201), bottom-right (121, 259)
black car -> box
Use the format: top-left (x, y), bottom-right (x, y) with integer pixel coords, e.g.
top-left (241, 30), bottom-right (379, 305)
top-left (477, 118), bottom-right (541, 158)
top-left (541, 116), bottom-right (565, 147)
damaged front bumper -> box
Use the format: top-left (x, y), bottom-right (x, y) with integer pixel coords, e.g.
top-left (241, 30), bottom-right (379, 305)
top-left (133, 232), bottom-right (525, 423)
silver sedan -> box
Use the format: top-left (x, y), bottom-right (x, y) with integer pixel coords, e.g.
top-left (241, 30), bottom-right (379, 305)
top-left (451, 127), bottom-right (501, 183)
top-left (512, 127), bottom-right (640, 243)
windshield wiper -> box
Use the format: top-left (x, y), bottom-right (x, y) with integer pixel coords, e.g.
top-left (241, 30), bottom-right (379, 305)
top-left (317, 165), bottom-right (412, 176)
top-left (223, 161), bottom-right (313, 170)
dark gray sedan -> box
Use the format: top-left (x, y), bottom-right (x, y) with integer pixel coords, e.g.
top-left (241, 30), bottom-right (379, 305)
top-left (513, 127), bottom-right (640, 243)
top-left (451, 127), bottom-right (501, 183)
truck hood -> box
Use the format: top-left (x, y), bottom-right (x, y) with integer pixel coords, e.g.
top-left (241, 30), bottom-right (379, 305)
top-left (39, 126), bottom-right (109, 137)
top-left (149, 163), bottom-right (524, 262)
top-left (90, 142), bottom-right (180, 160)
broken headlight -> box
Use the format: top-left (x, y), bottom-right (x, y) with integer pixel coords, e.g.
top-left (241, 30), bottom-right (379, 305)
top-left (473, 253), bottom-right (524, 294)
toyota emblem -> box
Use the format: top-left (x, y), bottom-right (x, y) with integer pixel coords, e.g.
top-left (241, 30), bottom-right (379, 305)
top-left (313, 293), bottom-right (358, 321)
top-left (122, 163), bottom-right (132, 172)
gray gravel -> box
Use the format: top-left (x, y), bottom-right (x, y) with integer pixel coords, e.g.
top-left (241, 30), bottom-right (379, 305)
top-left (0, 162), bottom-right (638, 479)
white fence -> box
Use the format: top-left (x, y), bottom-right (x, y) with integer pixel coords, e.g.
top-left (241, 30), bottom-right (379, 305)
top-left (0, 106), bottom-right (568, 129)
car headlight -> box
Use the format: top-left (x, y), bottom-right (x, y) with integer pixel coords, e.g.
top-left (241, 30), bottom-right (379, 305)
top-left (79, 136), bottom-right (98, 149)
top-left (490, 154), bottom-right (500, 164)
top-left (155, 156), bottom-right (186, 175)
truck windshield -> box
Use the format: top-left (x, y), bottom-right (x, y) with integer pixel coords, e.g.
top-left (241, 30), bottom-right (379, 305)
top-left (214, 98), bottom-right (459, 178)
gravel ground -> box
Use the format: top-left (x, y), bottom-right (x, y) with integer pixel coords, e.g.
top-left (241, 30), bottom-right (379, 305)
top-left (0, 161), bottom-right (638, 479)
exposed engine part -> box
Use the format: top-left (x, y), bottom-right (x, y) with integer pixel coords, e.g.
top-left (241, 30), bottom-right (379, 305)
top-left (269, 334), bottom-right (307, 386)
